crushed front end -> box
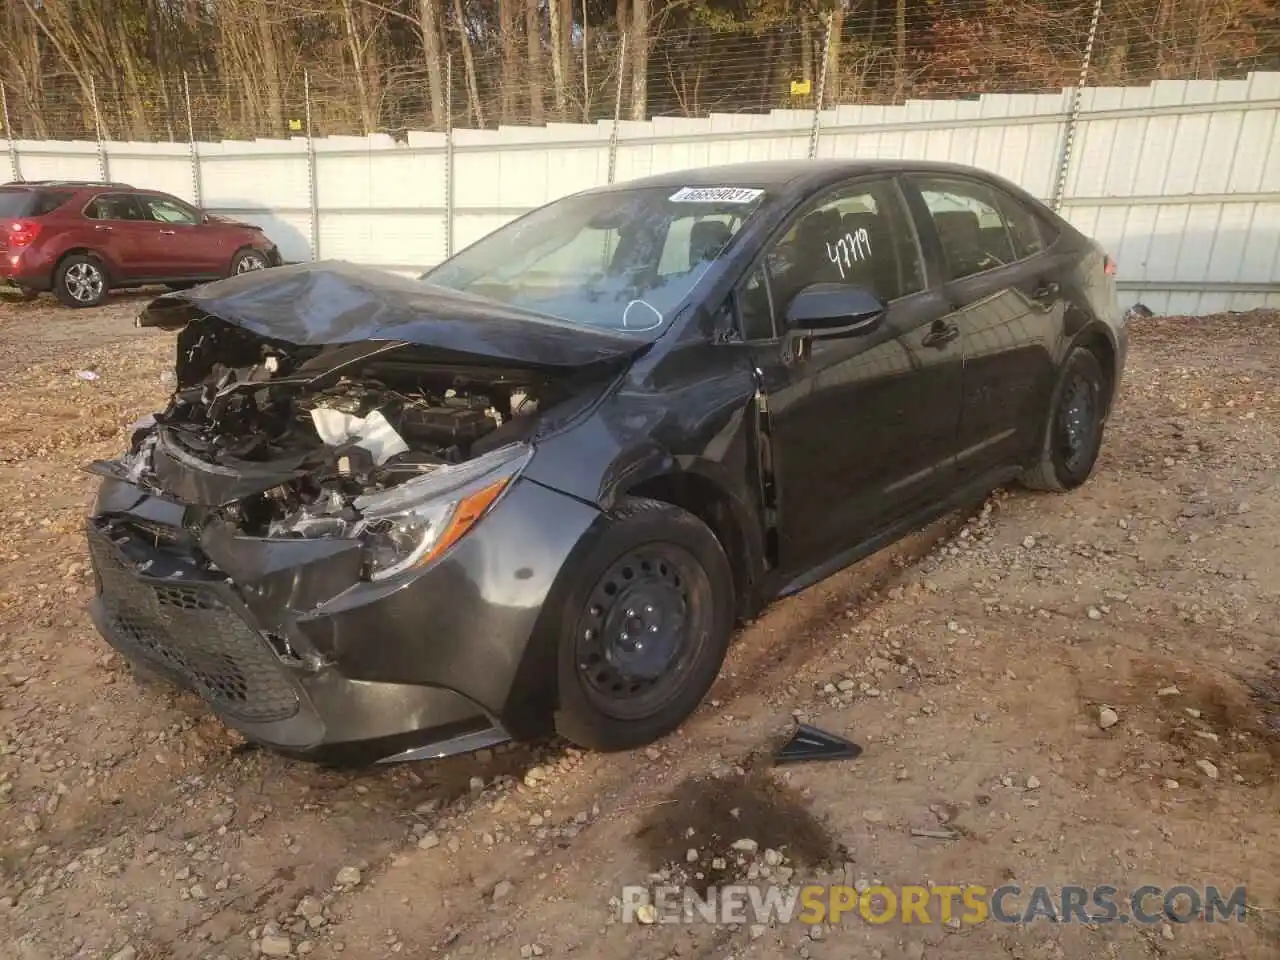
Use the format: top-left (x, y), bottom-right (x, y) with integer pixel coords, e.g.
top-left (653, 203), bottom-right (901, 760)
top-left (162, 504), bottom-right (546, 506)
top-left (86, 310), bottom-right (608, 764)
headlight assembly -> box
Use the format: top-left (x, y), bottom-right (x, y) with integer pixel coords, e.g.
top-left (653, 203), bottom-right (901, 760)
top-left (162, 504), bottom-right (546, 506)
top-left (352, 442), bottom-right (532, 581)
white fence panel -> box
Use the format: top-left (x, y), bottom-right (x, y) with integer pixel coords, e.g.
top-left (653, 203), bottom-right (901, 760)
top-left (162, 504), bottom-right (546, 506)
top-left (2, 73), bottom-right (1277, 313)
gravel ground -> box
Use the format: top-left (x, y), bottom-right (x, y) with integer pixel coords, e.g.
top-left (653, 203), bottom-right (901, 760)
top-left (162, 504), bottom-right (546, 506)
top-left (0, 291), bottom-right (1277, 960)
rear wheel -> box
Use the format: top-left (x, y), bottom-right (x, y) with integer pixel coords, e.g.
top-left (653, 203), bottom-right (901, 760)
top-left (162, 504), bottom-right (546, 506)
top-left (554, 497), bottom-right (734, 751)
top-left (1020, 346), bottom-right (1110, 491)
top-left (53, 254), bottom-right (109, 308)
top-left (229, 248), bottom-right (268, 276)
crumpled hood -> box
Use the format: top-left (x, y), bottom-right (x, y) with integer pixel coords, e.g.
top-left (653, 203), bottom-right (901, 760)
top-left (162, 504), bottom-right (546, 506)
top-left (137, 260), bottom-right (650, 369)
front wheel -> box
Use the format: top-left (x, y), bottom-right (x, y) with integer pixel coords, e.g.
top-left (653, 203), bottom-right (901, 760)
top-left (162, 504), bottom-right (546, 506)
top-left (53, 254), bottom-right (109, 308)
top-left (553, 497), bottom-right (734, 751)
top-left (1020, 346), bottom-right (1110, 491)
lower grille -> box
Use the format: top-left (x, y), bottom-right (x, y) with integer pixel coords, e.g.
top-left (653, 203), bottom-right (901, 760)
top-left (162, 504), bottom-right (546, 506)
top-left (88, 529), bottom-right (299, 724)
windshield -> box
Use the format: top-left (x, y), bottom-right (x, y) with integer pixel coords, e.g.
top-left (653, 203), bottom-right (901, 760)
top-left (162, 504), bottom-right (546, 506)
top-left (425, 185), bottom-right (765, 331)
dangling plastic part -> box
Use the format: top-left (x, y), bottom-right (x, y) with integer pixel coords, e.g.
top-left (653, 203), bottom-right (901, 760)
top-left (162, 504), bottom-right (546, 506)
top-left (774, 723), bottom-right (863, 764)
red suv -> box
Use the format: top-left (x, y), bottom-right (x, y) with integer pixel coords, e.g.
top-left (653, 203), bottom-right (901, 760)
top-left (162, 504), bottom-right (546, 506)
top-left (1, 180), bottom-right (281, 308)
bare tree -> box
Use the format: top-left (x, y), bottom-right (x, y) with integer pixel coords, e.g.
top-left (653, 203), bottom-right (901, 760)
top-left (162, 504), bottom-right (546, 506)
top-left (894, 0), bottom-right (906, 100)
top-left (419, 0), bottom-right (448, 129)
top-left (339, 0), bottom-right (384, 134)
top-left (629, 0), bottom-right (648, 120)
top-left (452, 0), bottom-right (485, 126)
top-left (526, 0), bottom-right (544, 123)
top-left (499, 0), bottom-right (518, 123)
top-left (549, 0), bottom-right (567, 116)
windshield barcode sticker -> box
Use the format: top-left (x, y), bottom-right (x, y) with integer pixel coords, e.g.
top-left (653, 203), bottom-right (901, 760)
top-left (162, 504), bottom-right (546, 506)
top-left (668, 187), bottom-right (764, 204)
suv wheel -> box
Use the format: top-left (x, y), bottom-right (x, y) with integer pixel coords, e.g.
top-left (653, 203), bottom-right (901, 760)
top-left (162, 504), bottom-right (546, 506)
top-left (230, 248), bottom-right (268, 276)
top-left (54, 255), bottom-right (109, 308)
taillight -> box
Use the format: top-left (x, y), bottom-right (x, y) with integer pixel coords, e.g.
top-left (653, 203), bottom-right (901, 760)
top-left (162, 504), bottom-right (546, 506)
top-left (1103, 254), bottom-right (1117, 277)
top-left (7, 221), bottom-right (41, 248)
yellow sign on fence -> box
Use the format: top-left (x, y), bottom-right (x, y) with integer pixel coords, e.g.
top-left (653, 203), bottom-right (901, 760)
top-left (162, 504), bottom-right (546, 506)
top-left (288, 118), bottom-right (303, 131)
top-left (790, 79), bottom-right (812, 96)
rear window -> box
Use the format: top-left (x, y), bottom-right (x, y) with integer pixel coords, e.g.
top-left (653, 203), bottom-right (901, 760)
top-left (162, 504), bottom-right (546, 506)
top-left (0, 190), bottom-right (67, 218)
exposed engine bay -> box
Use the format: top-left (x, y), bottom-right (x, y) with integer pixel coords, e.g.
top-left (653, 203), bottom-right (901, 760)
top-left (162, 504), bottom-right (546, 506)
top-left (115, 316), bottom-right (577, 544)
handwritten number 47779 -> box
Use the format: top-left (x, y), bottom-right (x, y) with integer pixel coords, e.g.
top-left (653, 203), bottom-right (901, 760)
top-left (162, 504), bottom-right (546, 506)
top-left (826, 228), bottom-right (872, 281)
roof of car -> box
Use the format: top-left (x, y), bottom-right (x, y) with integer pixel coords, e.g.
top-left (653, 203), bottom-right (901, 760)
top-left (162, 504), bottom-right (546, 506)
top-left (590, 159), bottom-right (1001, 194)
top-left (2, 180), bottom-right (134, 190)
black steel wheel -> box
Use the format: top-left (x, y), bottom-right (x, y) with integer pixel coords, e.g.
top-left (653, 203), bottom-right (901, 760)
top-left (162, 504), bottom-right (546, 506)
top-left (554, 497), bottom-right (734, 751)
top-left (1021, 346), bottom-right (1109, 491)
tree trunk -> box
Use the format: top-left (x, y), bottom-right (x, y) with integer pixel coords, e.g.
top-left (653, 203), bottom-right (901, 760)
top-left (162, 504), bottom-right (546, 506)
top-left (560, 0), bottom-right (575, 117)
top-left (419, 0), bottom-right (447, 129)
top-left (526, 0), bottom-right (544, 123)
top-left (801, 20), bottom-right (813, 83)
top-left (894, 0), bottom-right (906, 101)
top-left (339, 0), bottom-right (377, 134)
top-left (629, 0), bottom-right (648, 120)
top-left (499, 0), bottom-right (517, 123)
top-left (580, 0), bottom-right (590, 120)
top-left (452, 0), bottom-right (485, 127)
top-left (255, 13), bottom-right (284, 135)
top-left (548, 0), bottom-right (566, 118)
top-left (826, 8), bottom-right (843, 106)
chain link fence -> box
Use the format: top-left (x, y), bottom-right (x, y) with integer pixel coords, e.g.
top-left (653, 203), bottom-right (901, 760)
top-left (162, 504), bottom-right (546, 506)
top-left (2, 0), bottom-right (1277, 144)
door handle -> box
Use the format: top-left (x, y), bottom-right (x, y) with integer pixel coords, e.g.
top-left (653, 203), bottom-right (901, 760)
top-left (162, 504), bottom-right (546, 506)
top-left (94, 224), bottom-right (113, 232)
top-left (922, 322), bottom-right (959, 349)
top-left (1031, 281), bottom-right (1060, 302)
top-left (159, 229), bottom-right (176, 236)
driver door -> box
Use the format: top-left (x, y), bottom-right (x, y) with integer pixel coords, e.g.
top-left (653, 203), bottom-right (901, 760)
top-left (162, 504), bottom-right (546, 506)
top-left (743, 176), bottom-right (963, 578)
top-left (138, 194), bottom-right (220, 278)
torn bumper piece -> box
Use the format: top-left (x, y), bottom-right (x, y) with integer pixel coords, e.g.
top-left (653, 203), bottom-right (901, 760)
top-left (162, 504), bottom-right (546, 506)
top-left (86, 472), bottom-right (603, 765)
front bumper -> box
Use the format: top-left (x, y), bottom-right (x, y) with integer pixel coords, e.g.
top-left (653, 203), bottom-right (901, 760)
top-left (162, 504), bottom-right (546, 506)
top-left (86, 475), bottom-right (602, 764)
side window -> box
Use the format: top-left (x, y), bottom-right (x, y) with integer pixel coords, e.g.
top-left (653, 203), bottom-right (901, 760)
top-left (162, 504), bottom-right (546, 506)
top-left (915, 177), bottom-right (1018, 279)
top-left (143, 196), bottom-right (200, 225)
top-left (994, 192), bottom-right (1047, 259)
top-left (32, 192), bottom-right (69, 216)
top-left (759, 178), bottom-right (924, 327)
top-left (84, 194), bottom-right (146, 222)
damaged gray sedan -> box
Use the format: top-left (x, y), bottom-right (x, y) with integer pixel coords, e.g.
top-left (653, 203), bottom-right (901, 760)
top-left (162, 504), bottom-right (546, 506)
top-left (86, 160), bottom-right (1125, 764)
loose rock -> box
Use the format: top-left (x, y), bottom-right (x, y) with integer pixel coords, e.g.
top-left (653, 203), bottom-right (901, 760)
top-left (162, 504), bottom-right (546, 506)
top-left (260, 934), bottom-right (293, 957)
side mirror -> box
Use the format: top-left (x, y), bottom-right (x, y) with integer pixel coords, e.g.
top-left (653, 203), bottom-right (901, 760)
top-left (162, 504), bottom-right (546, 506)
top-left (785, 283), bottom-right (885, 337)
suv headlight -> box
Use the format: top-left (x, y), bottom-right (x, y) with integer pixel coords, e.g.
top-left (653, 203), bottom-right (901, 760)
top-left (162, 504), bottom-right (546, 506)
top-left (353, 442), bottom-right (532, 581)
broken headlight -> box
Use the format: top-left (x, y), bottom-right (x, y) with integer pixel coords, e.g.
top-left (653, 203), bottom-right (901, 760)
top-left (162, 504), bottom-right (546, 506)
top-left (353, 442), bottom-right (532, 581)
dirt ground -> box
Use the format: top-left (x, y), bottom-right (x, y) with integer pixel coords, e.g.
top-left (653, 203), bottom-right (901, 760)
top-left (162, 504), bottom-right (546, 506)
top-left (0, 290), bottom-right (1276, 960)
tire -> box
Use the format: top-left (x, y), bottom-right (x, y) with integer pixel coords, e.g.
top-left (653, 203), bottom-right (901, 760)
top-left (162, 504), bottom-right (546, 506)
top-left (228, 247), bottom-right (269, 277)
top-left (1020, 346), bottom-right (1110, 492)
top-left (53, 254), bottom-right (109, 308)
top-left (553, 497), bottom-right (735, 751)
